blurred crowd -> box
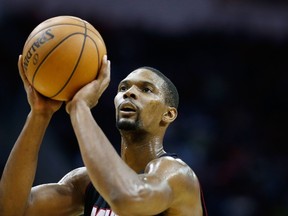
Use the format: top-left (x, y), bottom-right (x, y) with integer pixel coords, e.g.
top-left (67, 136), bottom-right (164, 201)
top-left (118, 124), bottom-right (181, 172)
top-left (0, 1), bottom-right (288, 215)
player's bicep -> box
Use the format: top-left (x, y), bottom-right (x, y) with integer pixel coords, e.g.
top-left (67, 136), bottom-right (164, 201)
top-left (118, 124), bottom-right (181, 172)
top-left (138, 172), bottom-right (174, 210)
top-left (113, 159), bottom-right (176, 215)
top-left (24, 167), bottom-right (89, 216)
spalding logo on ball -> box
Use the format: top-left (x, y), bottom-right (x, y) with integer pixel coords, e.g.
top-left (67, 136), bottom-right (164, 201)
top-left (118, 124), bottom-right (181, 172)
top-left (22, 15), bottom-right (107, 101)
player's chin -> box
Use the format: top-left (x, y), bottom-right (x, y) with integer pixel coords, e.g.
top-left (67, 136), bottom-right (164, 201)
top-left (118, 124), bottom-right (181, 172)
top-left (116, 118), bottom-right (138, 130)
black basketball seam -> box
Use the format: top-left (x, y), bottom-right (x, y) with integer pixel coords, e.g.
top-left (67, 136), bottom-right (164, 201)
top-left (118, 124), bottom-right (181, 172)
top-left (85, 28), bottom-right (106, 47)
top-left (25, 23), bottom-right (105, 48)
top-left (85, 34), bottom-right (101, 72)
top-left (27, 27), bottom-right (105, 51)
top-left (50, 22), bottom-right (88, 99)
top-left (31, 31), bottom-right (86, 95)
top-left (25, 23), bottom-right (86, 46)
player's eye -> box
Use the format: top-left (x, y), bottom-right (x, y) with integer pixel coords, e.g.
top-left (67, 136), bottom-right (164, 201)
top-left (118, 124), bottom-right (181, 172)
top-left (118, 85), bottom-right (127, 92)
top-left (142, 87), bottom-right (152, 93)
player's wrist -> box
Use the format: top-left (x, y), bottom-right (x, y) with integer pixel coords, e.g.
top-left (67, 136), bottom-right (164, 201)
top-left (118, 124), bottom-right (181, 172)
top-left (28, 109), bottom-right (54, 122)
top-left (66, 99), bottom-right (89, 115)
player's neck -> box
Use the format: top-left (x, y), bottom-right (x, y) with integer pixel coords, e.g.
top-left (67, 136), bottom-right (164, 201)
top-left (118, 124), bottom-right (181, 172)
top-left (120, 137), bottom-right (165, 172)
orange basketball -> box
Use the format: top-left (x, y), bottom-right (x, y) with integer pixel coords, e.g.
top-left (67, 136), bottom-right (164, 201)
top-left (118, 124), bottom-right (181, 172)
top-left (22, 15), bottom-right (107, 101)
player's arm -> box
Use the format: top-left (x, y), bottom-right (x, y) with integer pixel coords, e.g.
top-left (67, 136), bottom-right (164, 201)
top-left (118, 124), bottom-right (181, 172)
top-left (0, 55), bottom-right (62, 215)
top-left (0, 109), bottom-right (53, 215)
top-left (23, 167), bottom-right (90, 216)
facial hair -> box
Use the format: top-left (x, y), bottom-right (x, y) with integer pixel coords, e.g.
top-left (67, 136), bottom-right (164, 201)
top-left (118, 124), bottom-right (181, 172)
top-left (116, 118), bottom-right (140, 131)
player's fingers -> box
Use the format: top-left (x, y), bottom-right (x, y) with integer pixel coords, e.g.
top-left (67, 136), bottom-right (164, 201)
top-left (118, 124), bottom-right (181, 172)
top-left (97, 55), bottom-right (111, 84)
top-left (92, 55), bottom-right (110, 95)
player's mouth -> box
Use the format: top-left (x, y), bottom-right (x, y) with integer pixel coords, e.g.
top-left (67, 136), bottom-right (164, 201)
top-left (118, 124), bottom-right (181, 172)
top-left (119, 101), bottom-right (137, 114)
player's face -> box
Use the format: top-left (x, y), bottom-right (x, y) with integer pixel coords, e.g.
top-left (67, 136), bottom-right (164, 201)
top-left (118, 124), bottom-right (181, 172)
top-left (114, 68), bottom-right (167, 132)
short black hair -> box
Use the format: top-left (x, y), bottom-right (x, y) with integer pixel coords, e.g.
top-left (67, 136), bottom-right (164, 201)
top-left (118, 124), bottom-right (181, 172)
top-left (140, 66), bottom-right (179, 109)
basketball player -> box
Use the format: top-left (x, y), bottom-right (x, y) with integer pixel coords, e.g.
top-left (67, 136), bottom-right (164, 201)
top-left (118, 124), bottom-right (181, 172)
top-left (0, 54), bottom-right (207, 216)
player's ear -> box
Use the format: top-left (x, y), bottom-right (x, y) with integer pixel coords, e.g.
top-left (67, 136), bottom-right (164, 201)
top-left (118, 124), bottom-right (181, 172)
top-left (162, 107), bottom-right (177, 123)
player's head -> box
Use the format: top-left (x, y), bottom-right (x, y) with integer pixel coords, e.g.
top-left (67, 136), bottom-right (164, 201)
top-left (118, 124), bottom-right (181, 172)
top-left (140, 66), bottom-right (179, 109)
top-left (114, 67), bottom-right (178, 132)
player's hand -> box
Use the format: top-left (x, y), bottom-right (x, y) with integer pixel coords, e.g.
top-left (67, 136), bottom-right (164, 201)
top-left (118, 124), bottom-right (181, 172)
top-left (65, 55), bottom-right (111, 113)
top-left (18, 55), bottom-right (63, 114)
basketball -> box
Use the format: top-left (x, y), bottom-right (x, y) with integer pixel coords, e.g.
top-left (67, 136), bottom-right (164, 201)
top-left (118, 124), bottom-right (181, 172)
top-left (22, 15), bottom-right (107, 101)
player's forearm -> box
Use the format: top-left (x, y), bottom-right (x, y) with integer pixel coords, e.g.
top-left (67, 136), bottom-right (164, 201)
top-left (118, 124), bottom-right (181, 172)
top-left (0, 111), bottom-right (52, 215)
top-left (69, 102), bottom-right (139, 203)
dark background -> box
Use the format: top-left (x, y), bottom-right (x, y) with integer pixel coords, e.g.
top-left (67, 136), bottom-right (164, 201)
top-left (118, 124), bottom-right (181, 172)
top-left (0, 0), bottom-right (287, 215)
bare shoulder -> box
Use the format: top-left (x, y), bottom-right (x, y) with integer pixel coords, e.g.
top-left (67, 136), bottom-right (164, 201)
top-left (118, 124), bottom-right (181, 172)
top-left (145, 156), bottom-right (198, 183)
top-left (25, 167), bottom-right (90, 215)
top-left (145, 155), bottom-right (203, 214)
top-left (58, 166), bottom-right (90, 195)
top-left (58, 166), bottom-right (88, 183)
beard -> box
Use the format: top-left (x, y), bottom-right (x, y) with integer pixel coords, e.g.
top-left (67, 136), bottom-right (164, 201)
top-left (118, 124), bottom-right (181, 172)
top-left (116, 118), bottom-right (140, 131)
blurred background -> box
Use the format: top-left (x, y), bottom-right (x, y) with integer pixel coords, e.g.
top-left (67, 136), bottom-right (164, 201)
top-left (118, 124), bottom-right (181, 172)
top-left (0, 0), bottom-right (287, 215)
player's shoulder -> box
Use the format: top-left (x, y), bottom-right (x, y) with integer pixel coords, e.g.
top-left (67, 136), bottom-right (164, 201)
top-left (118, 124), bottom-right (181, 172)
top-left (148, 154), bottom-right (199, 185)
top-left (59, 166), bottom-right (88, 183)
top-left (58, 166), bottom-right (90, 192)
top-left (147, 154), bottom-right (202, 205)
top-left (156, 154), bottom-right (203, 204)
